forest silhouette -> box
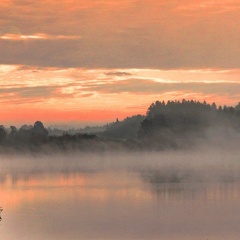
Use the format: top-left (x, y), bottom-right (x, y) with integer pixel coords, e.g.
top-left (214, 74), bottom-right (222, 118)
top-left (1, 99), bottom-right (240, 152)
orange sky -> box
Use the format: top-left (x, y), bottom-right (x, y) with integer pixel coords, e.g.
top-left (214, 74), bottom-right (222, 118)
top-left (0, 1), bottom-right (240, 127)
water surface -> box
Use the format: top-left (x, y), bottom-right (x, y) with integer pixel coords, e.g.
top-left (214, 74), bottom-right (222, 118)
top-left (1, 152), bottom-right (240, 240)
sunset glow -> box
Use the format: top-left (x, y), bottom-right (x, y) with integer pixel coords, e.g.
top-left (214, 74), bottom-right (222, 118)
top-left (0, 0), bottom-right (240, 126)
top-left (0, 65), bottom-right (240, 126)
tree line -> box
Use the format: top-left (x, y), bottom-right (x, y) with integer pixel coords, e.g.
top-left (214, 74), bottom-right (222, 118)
top-left (1, 100), bottom-right (240, 151)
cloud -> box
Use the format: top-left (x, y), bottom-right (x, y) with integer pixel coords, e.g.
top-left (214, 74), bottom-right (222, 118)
top-left (0, 65), bottom-right (240, 115)
top-left (82, 78), bottom-right (240, 96)
top-left (1, 64), bottom-right (240, 125)
top-left (0, 0), bottom-right (239, 68)
top-left (0, 86), bottom-right (57, 104)
top-left (174, 0), bottom-right (240, 15)
top-left (0, 33), bottom-right (82, 41)
top-left (104, 71), bottom-right (133, 76)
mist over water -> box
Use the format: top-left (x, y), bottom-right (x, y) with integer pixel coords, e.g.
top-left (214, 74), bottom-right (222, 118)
top-left (0, 146), bottom-right (240, 240)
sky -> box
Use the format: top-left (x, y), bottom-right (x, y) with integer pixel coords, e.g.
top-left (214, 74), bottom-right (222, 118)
top-left (0, 0), bottom-right (240, 127)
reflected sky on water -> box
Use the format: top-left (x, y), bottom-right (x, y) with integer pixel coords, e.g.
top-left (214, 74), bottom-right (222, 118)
top-left (0, 153), bottom-right (240, 240)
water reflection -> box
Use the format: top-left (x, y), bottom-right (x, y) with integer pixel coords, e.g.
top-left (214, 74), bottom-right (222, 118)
top-left (1, 155), bottom-right (240, 240)
top-left (0, 208), bottom-right (2, 221)
top-left (142, 168), bottom-right (240, 203)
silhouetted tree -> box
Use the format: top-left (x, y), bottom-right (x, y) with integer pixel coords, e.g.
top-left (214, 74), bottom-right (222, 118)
top-left (138, 114), bottom-right (171, 138)
top-left (10, 126), bottom-right (17, 135)
top-left (17, 125), bottom-right (33, 143)
top-left (235, 102), bottom-right (240, 112)
top-left (103, 115), bottom-right (145, 140)
top-left (32, 121), bottom-right (48, 143)
top-left (137, 99), bottom-right (239, 149)
top-left (8, 126), bottom-right (18, 145)
top-left (0, 125), bottom-right (6, 143)
top-left (211, 102), bottom-right (217, 110)
top-left (0, 100), bottom-right (239, 151)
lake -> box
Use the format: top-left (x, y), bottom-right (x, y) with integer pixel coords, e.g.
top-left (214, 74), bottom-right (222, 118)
top-left (1, 151), bottom-right (240, 239)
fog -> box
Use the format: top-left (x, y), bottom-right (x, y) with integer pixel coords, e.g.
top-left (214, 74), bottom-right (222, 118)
top-left (1, 143), bottom-right (240, 240)
top-left (0, 116), bottom-right (240, 240)
top-left (1, 143), bottom-right (240, 185)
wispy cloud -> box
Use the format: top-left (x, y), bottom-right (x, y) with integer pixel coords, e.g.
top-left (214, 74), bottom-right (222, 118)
top-left (174, 0), bottom-right (240, 15)
top-left (104, 71), bottom-right (133, 77)
top-left (0, 65), bottom-right (240, 109)
top-left (1, 64), bottom-right (240, 124)
top-left (0, 33), bottom-right (81, 41)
